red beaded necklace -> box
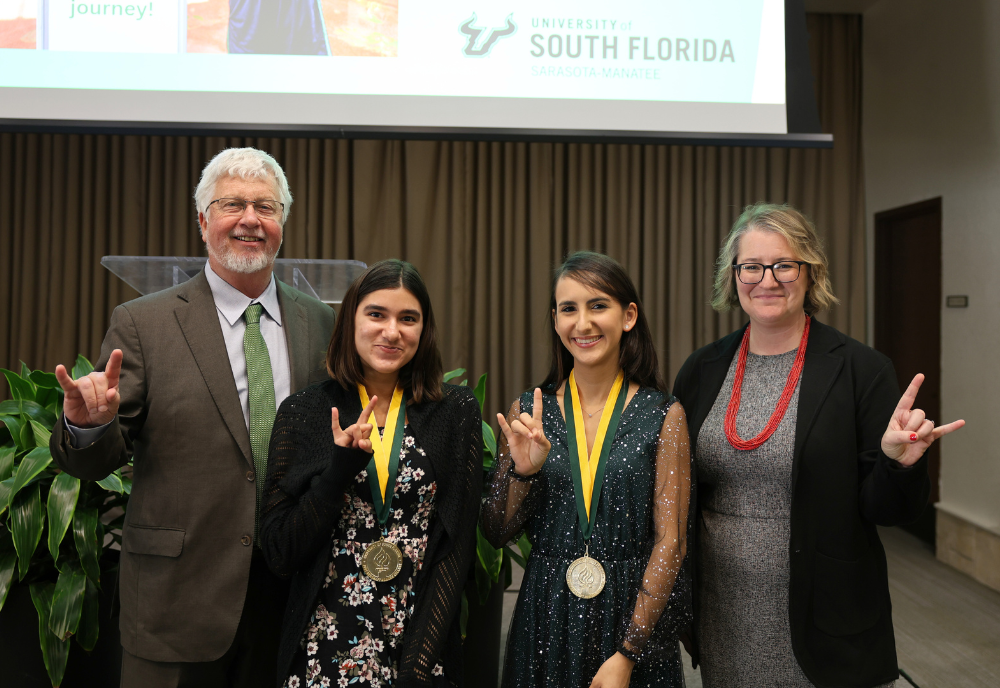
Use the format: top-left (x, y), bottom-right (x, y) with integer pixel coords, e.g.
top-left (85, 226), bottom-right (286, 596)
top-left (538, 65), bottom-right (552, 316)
top-left (724, 316), bottom-right (811, 451)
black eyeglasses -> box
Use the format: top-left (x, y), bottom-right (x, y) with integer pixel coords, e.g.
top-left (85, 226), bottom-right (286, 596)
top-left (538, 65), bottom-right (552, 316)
top-left (733, 261), bottom-right (808, 284)
top-left (207, 197), bottom-right (284, 219)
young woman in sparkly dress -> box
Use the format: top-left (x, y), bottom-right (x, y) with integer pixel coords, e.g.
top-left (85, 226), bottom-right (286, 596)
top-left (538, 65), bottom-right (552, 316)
top-left (483, 252), bottom-right (693, 688)
top-left (672, 204), bottom-right (964, 687)
top-left (260, 260), bottom-right (482, 688)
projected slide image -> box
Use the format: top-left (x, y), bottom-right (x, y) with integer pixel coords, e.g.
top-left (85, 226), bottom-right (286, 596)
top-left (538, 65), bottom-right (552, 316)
top-left (0, 1), bottom-right (35, 49)
top-left (187, 0), bottom-right (397, 56)
top-left (1, 0), bottom-right (788, 136)
top-left (0, 0), bottom-right (397, 55)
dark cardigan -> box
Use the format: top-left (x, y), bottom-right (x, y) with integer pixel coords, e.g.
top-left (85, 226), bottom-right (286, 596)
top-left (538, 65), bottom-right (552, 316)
top-left (672, 318), bottom-right (929, 688)
top-left (260, 380), bottom-right (483, 688)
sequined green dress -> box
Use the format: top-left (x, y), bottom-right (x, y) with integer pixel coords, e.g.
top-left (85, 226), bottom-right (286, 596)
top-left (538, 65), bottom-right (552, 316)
top-left (483, 386), bottom-right (693, 688)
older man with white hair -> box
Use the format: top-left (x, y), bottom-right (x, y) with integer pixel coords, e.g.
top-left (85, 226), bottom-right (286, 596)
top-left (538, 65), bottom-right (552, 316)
top-left (50, 148), bottom-right (336, 687)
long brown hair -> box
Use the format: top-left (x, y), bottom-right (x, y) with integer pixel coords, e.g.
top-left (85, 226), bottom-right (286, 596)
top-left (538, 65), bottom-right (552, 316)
top-left (541, 251), bottom-right (666, 393)
top-left (326, 259), bottom-right (443, 404)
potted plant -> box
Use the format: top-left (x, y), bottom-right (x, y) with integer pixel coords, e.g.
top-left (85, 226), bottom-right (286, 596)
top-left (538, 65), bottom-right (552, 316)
top-left (0, 358), bottom-right (130, 687)
top-left (444, 369), bottom-right (531, 688)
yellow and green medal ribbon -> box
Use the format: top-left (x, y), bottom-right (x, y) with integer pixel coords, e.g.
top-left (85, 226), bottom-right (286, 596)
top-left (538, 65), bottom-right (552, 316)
top-left (565, 369), bottom-right (627, 542)
top-left (358, 384), bottom-right (407, 526)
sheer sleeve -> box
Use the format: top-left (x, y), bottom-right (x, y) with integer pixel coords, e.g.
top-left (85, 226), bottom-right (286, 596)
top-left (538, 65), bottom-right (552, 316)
top-left (481, 398), bottom-right (547, 548)
top-left (619, 400), bottom-right (693, 662)
top-left (260, 391), bottom-right (372, 578)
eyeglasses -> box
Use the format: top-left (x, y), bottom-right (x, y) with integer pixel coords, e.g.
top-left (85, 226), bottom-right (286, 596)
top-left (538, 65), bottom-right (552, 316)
top-left (733, 261), bottom-right (808, 284)
top-left (207, 197), bottom-right (284, 219)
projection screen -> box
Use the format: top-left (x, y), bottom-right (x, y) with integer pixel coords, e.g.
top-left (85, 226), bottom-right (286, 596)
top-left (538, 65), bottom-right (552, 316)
top-left (0, 0), bottom-right (816, 143)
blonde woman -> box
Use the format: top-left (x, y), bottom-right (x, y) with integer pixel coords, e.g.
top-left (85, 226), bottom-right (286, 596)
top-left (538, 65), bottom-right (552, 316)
top-left (672, 203), bottom-right (964, 687)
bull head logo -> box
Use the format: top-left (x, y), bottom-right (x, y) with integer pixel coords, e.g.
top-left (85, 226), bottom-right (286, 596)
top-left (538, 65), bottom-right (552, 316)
top-left (459, 13), bottom-right (517, 57)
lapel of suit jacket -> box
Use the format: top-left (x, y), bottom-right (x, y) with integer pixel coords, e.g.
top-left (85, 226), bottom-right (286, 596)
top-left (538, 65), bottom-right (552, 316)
top-left (690, 326), bottom-right (745, 447)
top-left (791, 319), bottom-right (846, 492)
top-left (277, 280), bottom-right (313, 394)
top-left (174, 270), bottom-right (253, 465)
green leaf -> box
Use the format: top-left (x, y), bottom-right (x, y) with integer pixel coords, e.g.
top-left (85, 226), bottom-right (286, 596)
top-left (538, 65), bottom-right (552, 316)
top-left (72, 355), bottom-right (95, 381)
top-left (49, 560), bottom-right (87, 641)
top-left (482, 421), bottom-right (496, 461)
top-left (473, 523), bottom-right (503, 605)
top-left (1, 368), bottom-right (34, 402)
top-left (29, 371), bottom-right (61, 389)
top-left (35, 388), bottom-right (61, 416)
top-left (121, 475), bottom-right (133, 495)
top-left (473, 373), bottom-right (487, 413)
top-left (0, 528), bottom-right (16, 611)
top-left (76, 577), bottom-right (100, 652)
top-left (1, 415), bottom-right (24, 450)
top-left (517, 532), bottom-right (532, 560)
top-left (96, 469), bottom-right (124, 494)
top-left (0, 399), bottom-right (19, 415)
top-left (19, 400), bottom-right (58, 428)
top-left (20, 361), bottom-right (32, 381)
top-left (19, 421), bottom-right (35, 451)
top-left (504, 545), bottom-right (526, 569)
top-left (475, 525), bottom-right (503, 583)
top-left (73, 507), bottom-right (102, 585)
top-left (12, 484), bottom-right (44, 579)
top-left (103, 512), bottom-right (126, 531)
top-left (29, 582), bottom-right (71, 688)
top-left (0, 477), bottom-right (13, 517)
top-left (443, 368), bottom-right (466, 383)
top-left (459, 379), bottom-right (468, 387)
top-left (0, 445), bottom-right (15, 481)
top-left (47, 472), bottom-right (80, 563)
top-left (9, 447), bottom-right (52, 501)
top-left (30, 420), bottom-right (52, 447)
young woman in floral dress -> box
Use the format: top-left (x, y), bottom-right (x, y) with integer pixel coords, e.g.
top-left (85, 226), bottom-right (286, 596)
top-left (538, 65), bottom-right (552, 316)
top-left (260, 260), bottom-right (482, 688)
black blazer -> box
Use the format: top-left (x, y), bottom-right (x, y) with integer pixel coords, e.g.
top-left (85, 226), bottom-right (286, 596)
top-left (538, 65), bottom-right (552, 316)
top-left (672, 319), bottom-right (929, 688)
top-left (260, 380), bottom-right (483, 687)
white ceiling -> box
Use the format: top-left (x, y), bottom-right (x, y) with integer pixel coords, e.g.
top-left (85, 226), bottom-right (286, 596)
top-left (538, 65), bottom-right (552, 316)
top-left (803, 0), bottom-right (882, 13)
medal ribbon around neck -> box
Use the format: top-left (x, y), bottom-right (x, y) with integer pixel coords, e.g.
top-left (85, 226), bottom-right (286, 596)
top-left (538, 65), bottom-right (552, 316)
top-left (724, 316), bottom-right (810, 451)
top-left (565, 369), bottom-right (628, 541)
top-left (357, 383), bottom-right (407, 526)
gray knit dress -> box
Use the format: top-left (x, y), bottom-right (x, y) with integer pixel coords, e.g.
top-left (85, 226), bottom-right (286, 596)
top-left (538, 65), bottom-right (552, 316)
top-left (695, 350), bottom-right (893, 687)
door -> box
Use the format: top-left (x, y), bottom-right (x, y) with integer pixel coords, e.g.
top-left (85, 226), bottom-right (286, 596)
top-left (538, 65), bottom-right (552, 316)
top-left (873, 198), bottom-right (942, 546)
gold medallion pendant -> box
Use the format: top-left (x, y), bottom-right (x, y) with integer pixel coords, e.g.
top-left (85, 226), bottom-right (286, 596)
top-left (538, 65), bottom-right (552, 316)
top-left (361, 538), bottom-right (403, 582)
top-left (566, 553), bottom-right (606, 599)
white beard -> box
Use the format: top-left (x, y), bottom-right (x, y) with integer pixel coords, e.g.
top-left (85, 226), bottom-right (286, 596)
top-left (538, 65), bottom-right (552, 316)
top-left (207, 236), bottom-right (281, 274)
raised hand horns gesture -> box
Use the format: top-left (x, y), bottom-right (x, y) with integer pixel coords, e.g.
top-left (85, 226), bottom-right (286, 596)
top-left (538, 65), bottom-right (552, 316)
top-left (881, 373), bottom-right (965, 467)
top-left (331, 395), bottom-right (377, 453)
top-left (497, 387), bottom-right (552, 477)
top-left (55, 349), bottom-right (123, 429)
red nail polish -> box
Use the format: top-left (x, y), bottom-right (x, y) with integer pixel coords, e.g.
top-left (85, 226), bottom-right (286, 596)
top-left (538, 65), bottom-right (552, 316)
top-left (909, 433), bottom-right (918, 442)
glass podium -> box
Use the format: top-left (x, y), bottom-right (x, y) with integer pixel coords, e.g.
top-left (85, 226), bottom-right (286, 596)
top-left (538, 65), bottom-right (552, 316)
top-left (100, 256), bottom-right (368, 304)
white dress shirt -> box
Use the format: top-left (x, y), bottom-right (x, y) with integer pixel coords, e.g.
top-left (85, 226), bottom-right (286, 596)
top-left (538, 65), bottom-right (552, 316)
top-left (203, 262), bottom-right (290, 429)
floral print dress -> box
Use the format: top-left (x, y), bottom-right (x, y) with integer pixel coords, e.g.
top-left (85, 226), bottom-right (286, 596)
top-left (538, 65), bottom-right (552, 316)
top-left (284, 426), bottom-right (440, 688)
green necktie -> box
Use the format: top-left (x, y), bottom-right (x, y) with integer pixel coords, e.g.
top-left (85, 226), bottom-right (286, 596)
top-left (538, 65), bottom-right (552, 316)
top-left (243, 303), bottom-right (276, 545)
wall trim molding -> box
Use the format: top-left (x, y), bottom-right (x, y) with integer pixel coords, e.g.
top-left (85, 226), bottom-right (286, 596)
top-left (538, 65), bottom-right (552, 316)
top-left (936, 507), bottom-right (1000, 594)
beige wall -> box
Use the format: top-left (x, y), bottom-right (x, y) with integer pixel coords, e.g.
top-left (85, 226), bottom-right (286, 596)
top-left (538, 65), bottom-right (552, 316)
top-left (862, 0), bottom-right (1000, 540)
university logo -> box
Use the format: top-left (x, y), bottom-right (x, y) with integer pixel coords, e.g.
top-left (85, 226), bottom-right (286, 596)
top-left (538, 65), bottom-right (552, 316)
top-left (459, 13), bottom-right (517, 57)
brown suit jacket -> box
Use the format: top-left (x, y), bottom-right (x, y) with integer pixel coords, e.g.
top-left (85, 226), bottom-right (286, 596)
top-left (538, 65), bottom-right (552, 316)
top-left (50, 269), bottom-right (335, 662)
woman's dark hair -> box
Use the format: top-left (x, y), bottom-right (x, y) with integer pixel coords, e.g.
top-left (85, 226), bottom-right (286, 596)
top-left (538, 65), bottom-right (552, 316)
top-left (326, 259), bottom-right (443, 404)
top-left (541, 251), bottom-right (666, 393)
